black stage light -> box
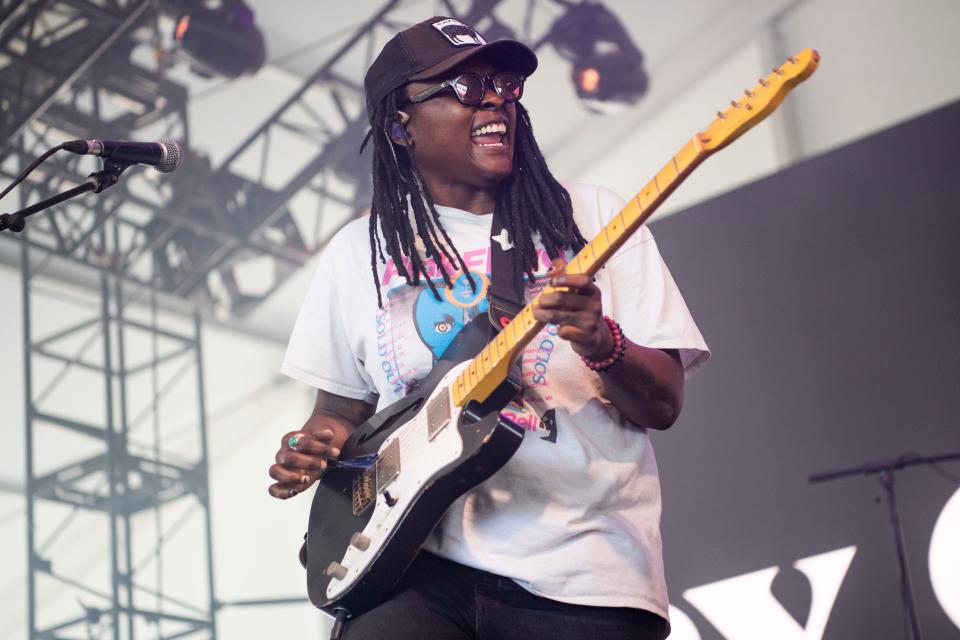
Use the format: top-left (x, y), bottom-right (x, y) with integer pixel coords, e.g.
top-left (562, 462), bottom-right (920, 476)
top-left (173, 0), bottom-right (266, 78)
top-left (548, 2), bottom-right (648, 112)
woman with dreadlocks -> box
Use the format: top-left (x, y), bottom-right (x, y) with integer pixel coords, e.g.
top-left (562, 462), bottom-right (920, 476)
top-left (269, 16), bottom-right (708, 640)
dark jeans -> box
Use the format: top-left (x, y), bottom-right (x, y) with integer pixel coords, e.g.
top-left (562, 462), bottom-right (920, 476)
top-left (342, 552), bottom-right (670, 640)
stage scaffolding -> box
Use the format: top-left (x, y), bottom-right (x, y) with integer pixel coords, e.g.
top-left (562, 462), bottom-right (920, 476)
top-left (21, 239), bottom-right (218, 638)
top-left (1, 1), bottom-right (215, 637)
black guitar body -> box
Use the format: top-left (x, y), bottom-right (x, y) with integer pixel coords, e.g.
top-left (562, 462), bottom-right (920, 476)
top-left (304, 317), bottom-right (524, 618)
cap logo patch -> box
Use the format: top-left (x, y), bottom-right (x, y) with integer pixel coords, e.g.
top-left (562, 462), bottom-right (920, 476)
top-left (432, 18), bottom-right (486, 47)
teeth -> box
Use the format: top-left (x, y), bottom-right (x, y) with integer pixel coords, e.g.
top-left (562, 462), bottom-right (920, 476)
top-left (471, 122), bottom-right (507, 137)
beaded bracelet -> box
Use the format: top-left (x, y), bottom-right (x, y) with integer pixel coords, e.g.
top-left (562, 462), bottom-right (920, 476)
top-left (581, 316), bottom-right (627, 372)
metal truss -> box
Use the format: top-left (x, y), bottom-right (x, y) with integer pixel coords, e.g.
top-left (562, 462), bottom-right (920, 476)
top-left (21, 230), bottom-right (218, 639)
top-left (0, 2), bottom-right (216, 638)
top-left (0, 0), bottom-right (313, 318)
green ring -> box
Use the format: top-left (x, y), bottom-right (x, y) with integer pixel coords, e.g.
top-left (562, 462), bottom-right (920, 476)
top-left (288, 435), bottom-right (300, 450)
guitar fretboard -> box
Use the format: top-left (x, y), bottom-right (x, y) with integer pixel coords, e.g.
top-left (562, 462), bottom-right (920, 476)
top-left (451, 135), bottom-right (706, 407)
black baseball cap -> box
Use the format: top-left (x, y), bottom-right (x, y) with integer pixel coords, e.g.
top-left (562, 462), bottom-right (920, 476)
top-left (364, 16), bottom-right (538, 124)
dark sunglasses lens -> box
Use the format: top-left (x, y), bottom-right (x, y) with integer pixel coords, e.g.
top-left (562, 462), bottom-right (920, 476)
top-left (494, 73), bottom-right (523, 101)
top-left (454, 76), bottom-right (485, 104)
top-left (451, 73), bottom-right (523, 104)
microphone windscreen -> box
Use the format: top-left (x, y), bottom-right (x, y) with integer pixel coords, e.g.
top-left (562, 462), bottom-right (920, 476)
top-left (157, 138), bottom-right (184, 173)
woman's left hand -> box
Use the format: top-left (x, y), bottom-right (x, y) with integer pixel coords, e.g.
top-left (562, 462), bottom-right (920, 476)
top-left (532, 260), bottom-right (614, 360)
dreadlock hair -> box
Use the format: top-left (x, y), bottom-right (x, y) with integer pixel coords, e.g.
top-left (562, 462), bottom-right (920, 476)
top-left (362, 86), bottom-right (586, 308)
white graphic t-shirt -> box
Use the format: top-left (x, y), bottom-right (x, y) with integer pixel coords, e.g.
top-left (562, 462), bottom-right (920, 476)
top-left (281, 183), bottom-right (709, 620)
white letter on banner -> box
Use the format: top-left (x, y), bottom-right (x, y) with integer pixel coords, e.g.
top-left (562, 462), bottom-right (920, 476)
top-left (682, 546), bottom-right (856, 640)
top-left (930, 487), bottom-right (960, 630)
top-left (667, 605), bottom-right (702, 640)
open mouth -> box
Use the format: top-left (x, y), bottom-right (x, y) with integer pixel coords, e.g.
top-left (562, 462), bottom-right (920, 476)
top-left (470, 121), bottom-right (507, 147)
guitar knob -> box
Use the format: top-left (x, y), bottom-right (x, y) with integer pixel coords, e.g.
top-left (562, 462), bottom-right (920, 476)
top-left (325, 561), bottom-right (348, 581)
top-left (383, 491), bottom-right (398, 507)
top-left (350, 532), bottom-right (371, 551)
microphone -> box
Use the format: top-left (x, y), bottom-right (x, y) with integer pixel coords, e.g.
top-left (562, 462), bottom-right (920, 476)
top-left (62, 138), bottom-right (184, 173)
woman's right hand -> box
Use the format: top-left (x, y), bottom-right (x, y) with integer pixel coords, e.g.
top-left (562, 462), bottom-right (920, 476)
top-left (268, 390), bottom-right (373, 500)
top-left (268, 422), bottom-right (342, 499)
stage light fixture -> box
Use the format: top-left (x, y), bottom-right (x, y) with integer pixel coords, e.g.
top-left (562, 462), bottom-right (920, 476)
top-left (548, 2), bottom-right (648, 112)
top-left (173, 0), bottom-right (266, 78)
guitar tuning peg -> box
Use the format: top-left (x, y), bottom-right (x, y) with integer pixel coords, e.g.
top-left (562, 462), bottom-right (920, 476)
top-left (773, 67), bottom-right (784, 76)
top-left (758, 78), bottom-right (770, 87)
top-left (788, 56), bottom-right (797, 64)
top-left (730, 100), bottom-right (740, 108)
top-left (716, 111), bottom-right (726, 120)
top-left (744, 89), bottom-right (754, 97)
top-left (745, 103), bottom-right (753, 110)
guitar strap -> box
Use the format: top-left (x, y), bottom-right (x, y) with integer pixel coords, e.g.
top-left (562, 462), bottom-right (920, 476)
top-left (487, 208), bottom-right (526, 330)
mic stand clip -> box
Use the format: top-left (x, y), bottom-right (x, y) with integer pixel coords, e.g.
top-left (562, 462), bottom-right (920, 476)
top-left (0, 159), bottom-right (131, 233)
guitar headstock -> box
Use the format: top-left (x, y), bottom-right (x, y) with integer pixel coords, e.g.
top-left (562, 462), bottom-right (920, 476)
top-left (699, 48), bottom-right (820, 152)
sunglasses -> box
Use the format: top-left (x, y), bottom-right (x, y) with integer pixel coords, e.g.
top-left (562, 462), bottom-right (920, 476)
top-left (407, 71), bottom-right (525, 106)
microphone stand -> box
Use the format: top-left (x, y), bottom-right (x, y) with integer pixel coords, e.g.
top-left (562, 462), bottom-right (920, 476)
top-left (809, 450), bottom-right (960, 640)
top-left (0, 159), bottom-right (130, 233)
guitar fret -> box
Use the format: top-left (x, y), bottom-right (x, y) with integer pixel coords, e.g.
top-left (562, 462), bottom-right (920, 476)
top-left (578, 242), bottom-right (597, 272)
top-left (494, 339), bottom-right (507, 368)
top-left (467, 362), bottom-right (478, 389)
top-left (481, 348), bottom-right (493, 375)
top-left (496, 333), bottom-right (508, 357)
top-left (602, 226), bottom-right (615, 257)
top-left (676, 137), bottom-right (699, 172)
top-left (570, 253), bottom-right (585, 275)
top-left (657, 157), bottom-right (680, 190)
top-left (506, 319), bottom-right (518, 345)
top-left (591, 231), bottom-right (610, 259)
top-left (638, 179), bottom-right (658, 211)
top-left (609, 211), bottom-right (625, 237)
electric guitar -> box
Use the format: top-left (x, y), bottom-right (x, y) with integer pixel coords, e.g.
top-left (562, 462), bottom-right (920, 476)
top-left (304, 48), bottom-right (820, 619)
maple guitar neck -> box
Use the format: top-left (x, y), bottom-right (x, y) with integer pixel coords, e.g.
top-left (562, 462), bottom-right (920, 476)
top-left (451, 48), bottom-right (821, 408)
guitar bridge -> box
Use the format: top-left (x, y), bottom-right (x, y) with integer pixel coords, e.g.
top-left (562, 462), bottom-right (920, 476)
top-left (352, 474), bottom-right (375, 516)
top-left (352, 439), bottom-right (401, 516)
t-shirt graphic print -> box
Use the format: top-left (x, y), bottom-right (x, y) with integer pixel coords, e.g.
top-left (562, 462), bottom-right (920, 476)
top-left (375, 242), bottom-right (567, 443)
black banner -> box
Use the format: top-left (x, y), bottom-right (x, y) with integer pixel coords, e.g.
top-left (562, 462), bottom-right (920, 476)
top-left (650, 100), bottom-right (960, 639)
